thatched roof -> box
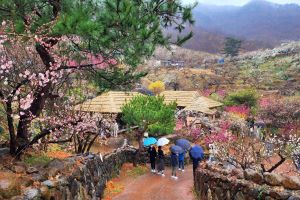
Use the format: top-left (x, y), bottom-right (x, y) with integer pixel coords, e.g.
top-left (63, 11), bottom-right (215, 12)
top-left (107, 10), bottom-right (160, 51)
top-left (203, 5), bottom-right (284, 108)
top-left (160, 90), bottom-right (222, 115)
top-left (74, 91), bottom-right (143, 113)
top-left (75, 90), bottom-right (223, 115)
top-left (159, 91), bottom-right (200, 107)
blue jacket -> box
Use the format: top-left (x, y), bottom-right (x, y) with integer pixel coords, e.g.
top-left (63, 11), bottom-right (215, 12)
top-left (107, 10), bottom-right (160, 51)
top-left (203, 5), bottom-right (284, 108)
top-left (178, 152), bottom-right (185, 161)
top-left (170, 153), bottom-right (178, 167)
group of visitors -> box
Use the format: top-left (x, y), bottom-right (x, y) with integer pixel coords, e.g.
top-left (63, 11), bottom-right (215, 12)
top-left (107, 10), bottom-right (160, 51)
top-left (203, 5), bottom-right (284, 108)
top-left (148, 145), bottom-right (202, 179)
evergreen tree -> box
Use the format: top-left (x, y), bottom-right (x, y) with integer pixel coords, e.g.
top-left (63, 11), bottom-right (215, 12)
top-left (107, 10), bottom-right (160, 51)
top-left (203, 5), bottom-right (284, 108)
top-left (223, 37), bottom-right (242, 57)
top-left (0, 0), bottom-right (195, 155)
top-left (122, 95), bottom-right (176, 151)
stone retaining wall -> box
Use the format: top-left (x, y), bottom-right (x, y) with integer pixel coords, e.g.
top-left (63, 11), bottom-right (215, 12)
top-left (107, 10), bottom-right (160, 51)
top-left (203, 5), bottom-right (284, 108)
top-left (194, 165), bottom-right (300, 200)
top-left (17, 146), bottom-right (141, 200)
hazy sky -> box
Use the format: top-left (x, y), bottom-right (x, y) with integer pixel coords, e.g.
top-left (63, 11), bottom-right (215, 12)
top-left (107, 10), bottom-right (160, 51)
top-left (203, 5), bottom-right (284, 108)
top-left (183, 0), bottom-right (300, 6)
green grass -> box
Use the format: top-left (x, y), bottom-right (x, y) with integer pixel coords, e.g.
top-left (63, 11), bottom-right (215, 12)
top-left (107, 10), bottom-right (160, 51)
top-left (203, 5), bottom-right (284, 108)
top-left (126, 165), bottom-right (148, 178)
top-left (24, 154), bottom-right (52, 166)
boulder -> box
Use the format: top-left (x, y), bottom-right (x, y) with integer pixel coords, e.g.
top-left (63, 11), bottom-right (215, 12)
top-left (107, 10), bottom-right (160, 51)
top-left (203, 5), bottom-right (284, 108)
top-left (244, 169), bottom-right (264, 185)
top-left (31, 173), bottom-right (47, 182)
top-left (45, 159), bottom-right (65, 177)
top-left (282, 176), bottom-right (300, 190)
top-left (11, 165), bottom-right (26, 174)
top-left (264, 172), bottom-right (284, 186)
top-left (26, 167), bottom-right (38, 174)
top-left (24, 188), bottom-right (41, 200)
top-left (42, 180), bottom-right (57, 188)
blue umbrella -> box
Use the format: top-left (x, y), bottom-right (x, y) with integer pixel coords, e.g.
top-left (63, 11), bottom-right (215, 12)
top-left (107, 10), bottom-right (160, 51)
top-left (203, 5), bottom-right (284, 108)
top-left (170, 145), bottom-right (184, 154)
top-left (175, 139), bottom-right (191, 150)
top-left (143, 137), bottom-right (157, 147)
top-left (190, 145), bottom-right (204, 160)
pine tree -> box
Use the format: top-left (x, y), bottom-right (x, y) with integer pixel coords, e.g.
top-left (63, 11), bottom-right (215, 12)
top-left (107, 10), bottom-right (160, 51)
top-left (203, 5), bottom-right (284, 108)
top-left (0, 0), bottom-right (195, 155)
top-left (122, 95), bottom-right (176, 151)
top-left (223, 37), bottom-right (242, 57)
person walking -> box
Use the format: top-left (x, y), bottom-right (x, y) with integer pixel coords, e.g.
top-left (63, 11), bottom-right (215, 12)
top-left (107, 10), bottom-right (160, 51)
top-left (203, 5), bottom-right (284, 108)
top-left (178, 150), bottom-right (186, 172)
top-left (171, 152), bottom-right (179, 179)
top-left (157, 146), bottom-right (165, 176)
top-left (148, 145), bottom-right (157, 173)
top-left (189, 152), bottom-right (201, 177)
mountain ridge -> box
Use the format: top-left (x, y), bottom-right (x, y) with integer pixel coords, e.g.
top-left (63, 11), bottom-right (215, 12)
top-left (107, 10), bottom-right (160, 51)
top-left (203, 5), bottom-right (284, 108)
top-left (179, 0), bottom-right (300, 53)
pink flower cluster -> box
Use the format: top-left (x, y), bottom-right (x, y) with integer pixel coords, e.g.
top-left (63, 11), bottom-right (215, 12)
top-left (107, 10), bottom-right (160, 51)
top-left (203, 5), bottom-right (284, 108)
top-left (175, 120), bottom-right (184, 130)
top-left (204, 121), bottom-right (236, 145)
top-left (259, 98), bottom-right (272, 108)
top-left (216, 90), bottom-right (226, 98)
top-left (225, 105), bottom-right (250, 118)
top-left (190, 128), bottom-right (201, 140)
top-left (202, 89), bottom-right (212, 97)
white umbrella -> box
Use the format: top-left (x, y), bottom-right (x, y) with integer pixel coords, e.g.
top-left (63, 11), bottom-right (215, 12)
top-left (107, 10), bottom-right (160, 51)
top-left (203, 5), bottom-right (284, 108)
top-left (157, 137), bottom-right (170, 146)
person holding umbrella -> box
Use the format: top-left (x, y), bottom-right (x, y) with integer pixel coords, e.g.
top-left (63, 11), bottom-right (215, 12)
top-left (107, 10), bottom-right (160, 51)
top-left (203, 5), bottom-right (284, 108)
top-left (170, 145), bottom-right (184, 179)
top-left (171, 152), bottom-right (179, 179)
top-left (157, 146), bottom-right (165, 176)
top-left (189, 145), bottom-right (204, 177)
top-left (156, 138), bottom-right (169, 177)
top-left (175, 139), bottom-right (191, 172)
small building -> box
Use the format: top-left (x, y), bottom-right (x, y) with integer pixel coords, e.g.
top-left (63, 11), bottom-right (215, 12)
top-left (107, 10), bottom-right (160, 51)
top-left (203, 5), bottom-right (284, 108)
top-left (160, 91), bottom-right (223, 116)
top-left (74, 91), bottom-right (143, 113)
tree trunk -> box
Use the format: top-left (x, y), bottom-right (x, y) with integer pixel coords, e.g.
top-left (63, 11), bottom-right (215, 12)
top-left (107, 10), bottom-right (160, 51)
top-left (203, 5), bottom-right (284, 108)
top-left (6, 101), bottom-right (16, 154)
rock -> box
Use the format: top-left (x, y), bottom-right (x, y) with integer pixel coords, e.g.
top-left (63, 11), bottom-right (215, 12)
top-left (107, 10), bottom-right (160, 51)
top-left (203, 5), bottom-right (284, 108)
top-left (42, 180), bottom-right (57, 188)
top-left (282, 176), bottom-right (300, 190)
top-left (57, 177), bottom-right (69, 186)
top-left (24, 188), bottom-right (41, 200)
top-left (244, 169), bottom-right (264, 185)
top-left (231, 168), bottom-right (244, 179)
top-left (45, 159), bottom-right (65, 177)
top-left (31, 173), bottom-right (47, 182)
top-left (87, 154), bottom-right (94, 159)
top-left (0, 179), bottom-right (21, 199)
top-left (264, 172), bottom-right (284, 186)
top-left (40, 186), bottom-right (50, 199)
top-left (11, 165), bottom-right (26, 173)
top-left (269, 190), bottom-right (291, 199)
top-left (26, 167), bottom-right (38, 174)
top-left (0, 148), bottom-right (10, 157)
top-left (288, 197), bottom-right (300, 200)
top-left (234, 192), bottom-right (246, 200)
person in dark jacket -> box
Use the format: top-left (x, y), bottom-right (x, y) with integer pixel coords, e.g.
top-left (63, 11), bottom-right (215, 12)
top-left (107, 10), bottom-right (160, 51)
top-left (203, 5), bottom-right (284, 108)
top-left (189, 151), bottom-right (201, 177)
top-left (170, 153), bottom-right (179, 179)
top-left (148, 146), bottom-right (157, 172)
top-left (178, 150), bottom-right (186, 172)
top-left (157, 146), bottom-right (165, 176)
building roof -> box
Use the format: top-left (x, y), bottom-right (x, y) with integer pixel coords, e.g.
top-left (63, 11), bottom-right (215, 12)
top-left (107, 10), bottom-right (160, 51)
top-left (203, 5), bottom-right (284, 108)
top-left (74, 91), bottom-right (143, 113)
top-left (75, 90), bottom-right (223, 115)
top-left (159, 91), bottom-right (200, 107)
top-left (160, 90), bottom-right (223, 115)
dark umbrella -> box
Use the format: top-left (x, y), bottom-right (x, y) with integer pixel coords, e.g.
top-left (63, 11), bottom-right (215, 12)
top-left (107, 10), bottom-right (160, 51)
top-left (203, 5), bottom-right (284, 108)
top-left (170, 145), bottom-right (184, 154)
top-left (175, 139), bottom-right (191, 150)
top-left (255, 120), bottom-right (266, 128)
top-left (190, 145), bottom-right (204, 160)
top-left (136, 87), bottom-right (154, 96)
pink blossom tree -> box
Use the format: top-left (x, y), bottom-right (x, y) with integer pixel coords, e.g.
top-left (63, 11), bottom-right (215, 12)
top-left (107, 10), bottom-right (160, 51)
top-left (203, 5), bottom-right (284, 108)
top-left (0, 0), bottom-right (195, 155)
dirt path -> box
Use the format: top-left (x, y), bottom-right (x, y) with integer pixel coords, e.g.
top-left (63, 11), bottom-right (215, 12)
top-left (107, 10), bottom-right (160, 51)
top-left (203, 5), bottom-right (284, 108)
top-left (113, 165), bottom-right (195, 200)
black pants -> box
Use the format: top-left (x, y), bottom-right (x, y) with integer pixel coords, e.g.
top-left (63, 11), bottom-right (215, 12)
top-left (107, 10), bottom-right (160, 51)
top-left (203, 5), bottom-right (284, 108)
top-left (150, 159), bottom-right (156, 170)
top-left (192, 160), bottom-right (199, 176)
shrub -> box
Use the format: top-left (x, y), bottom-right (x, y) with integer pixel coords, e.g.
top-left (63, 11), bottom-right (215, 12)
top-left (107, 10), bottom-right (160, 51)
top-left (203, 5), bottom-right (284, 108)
top-left (224, 89), bottom-right (258, 108)
top-left (24, 154), bottom-right (52, 166)
top-left (148, 81), bottom-right (165, 95)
